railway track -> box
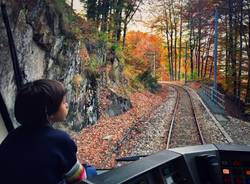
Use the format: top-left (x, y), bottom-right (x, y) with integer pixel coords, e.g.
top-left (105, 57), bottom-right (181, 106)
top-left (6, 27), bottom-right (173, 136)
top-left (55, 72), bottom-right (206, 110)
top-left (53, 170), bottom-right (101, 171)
top-left (166, 84), bottom-right (205, 149)
top-left (111, 83), bottom-right (232, 166)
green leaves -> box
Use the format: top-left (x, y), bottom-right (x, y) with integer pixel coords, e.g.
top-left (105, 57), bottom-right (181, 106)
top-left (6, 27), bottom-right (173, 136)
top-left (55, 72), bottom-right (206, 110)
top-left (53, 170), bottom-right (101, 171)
top-left (136, 70), bottom-right (161, 93)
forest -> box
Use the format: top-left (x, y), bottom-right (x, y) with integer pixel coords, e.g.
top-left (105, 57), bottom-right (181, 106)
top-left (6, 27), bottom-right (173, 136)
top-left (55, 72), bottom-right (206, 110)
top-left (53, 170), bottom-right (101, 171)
top-left (64, 0), bottom-right (250, 112)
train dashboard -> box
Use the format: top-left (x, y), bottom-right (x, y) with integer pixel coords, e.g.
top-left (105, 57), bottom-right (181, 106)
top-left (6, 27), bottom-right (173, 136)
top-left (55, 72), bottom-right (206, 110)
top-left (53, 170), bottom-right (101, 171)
top-left (81, 144), bottom-right (250, 184)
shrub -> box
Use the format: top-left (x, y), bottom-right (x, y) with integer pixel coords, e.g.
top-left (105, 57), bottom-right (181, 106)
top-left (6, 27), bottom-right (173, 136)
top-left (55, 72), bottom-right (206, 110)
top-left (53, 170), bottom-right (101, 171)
top-left (136, 70), bottom-right (161, 93)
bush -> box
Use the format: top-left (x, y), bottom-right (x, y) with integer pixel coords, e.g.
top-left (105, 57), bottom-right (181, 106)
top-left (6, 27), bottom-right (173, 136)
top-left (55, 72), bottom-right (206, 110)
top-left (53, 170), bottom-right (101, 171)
top-left (136, 70), bottom-right (161, 93)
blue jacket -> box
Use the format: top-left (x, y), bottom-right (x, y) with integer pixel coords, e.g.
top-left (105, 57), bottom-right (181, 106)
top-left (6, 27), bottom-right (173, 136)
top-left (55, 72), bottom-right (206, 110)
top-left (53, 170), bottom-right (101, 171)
top-left (0, 125), bottom-right (77, 184)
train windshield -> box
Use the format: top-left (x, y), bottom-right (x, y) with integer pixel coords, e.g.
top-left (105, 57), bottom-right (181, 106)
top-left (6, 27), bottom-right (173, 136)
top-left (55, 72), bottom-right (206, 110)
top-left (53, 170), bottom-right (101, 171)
top-left (0, 0), bottom-right (250, 171)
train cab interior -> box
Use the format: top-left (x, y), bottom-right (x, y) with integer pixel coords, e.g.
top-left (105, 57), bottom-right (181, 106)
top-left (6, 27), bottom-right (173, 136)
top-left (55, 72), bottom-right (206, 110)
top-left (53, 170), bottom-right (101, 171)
top-left (1, 1), bottom-right (250, 184)
top-left (0, 112), bottom-right (8, 143)
top-left (0, 93), bottom-right (13, 144)
top-left (81, 144), bottom-right (250, 184)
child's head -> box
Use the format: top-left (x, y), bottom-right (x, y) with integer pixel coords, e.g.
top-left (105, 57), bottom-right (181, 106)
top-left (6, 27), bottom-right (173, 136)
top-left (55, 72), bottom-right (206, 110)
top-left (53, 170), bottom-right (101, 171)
top-left (14, 79), bottom-right (68, 126)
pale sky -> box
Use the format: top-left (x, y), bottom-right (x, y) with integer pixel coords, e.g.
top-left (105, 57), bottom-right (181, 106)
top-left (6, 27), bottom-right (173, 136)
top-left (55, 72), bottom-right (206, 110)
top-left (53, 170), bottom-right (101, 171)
top-left (127, 10), bottom-right (152, 32)
top-left (127, 0), bottom-right (154, 33)
top-left (66, 0), bottom-right (84, 14)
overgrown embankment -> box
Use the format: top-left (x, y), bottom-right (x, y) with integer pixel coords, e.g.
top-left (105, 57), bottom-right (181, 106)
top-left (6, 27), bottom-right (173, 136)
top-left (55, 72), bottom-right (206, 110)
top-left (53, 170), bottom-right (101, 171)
top-left (74, 85), bottom-right (169, 168)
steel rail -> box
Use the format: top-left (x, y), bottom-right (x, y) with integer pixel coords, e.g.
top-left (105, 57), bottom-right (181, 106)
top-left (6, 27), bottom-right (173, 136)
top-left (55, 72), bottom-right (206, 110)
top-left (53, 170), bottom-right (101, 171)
top-left (183, 87), bottom-right (206, 145)
top-left (166, 85), bottom-right (180, 149)
top-left (166, 84), bottom-right (205, 149)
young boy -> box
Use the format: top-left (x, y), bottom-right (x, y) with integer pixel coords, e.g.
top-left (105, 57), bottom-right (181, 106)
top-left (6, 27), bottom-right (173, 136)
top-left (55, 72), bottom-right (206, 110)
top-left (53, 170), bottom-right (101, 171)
top-left (0, 79), bottom-right (88, 184)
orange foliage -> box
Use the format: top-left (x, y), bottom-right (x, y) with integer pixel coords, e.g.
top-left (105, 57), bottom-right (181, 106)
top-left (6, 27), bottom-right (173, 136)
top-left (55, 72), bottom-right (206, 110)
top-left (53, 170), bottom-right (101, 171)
top-left (79, 47), bottom-right (90, 62)
top-left (125, 31), bottom-right (168, 80)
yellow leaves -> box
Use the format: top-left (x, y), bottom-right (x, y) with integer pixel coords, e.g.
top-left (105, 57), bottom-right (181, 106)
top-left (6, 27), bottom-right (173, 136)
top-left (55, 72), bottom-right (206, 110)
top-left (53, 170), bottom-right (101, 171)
top-left (79, 47), bottom-right (90, 62)
top-left (72, 74), bottom-right (83, 88)
top-left (125, 31), bottom-right (168, 81)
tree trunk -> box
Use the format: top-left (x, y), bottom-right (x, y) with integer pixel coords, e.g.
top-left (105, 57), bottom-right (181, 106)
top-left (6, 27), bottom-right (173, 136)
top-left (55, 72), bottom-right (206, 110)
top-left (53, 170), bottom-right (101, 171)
top-left (122, 1), bottom-right (142, 48)
top-left (174, 19), bottom-right (178, 80)
top-left (122, 22), bottom-right (127, 48)
top-left (190, 23), bottom-right (194, 80)
top-left (71, 0), bottom-right (73, 9)
top-left (200, 31), bottom-right (207, 79)
top-left (86, 0), bottom-right (97, 21)
top-left (233, 1), bottom-right (237, 96)
top-left (237, 0), bottom-right (243, 99)
top-left (185, 41), bottom-right (188, 82)
top-left (209, 59), bottom-right (213, 80)
top-left (167, 35), bottom-right (172, 80)
top-left (178, 3), bottom-right (183, 80)
top-left (100, 0), bottom-right (110, 32)
top-left (166, 25), bottom-right (172, 81)
top-left (169, 6), bottom-right (174, 80)
top-left (229, 0), bottom-right (236, 95)
top-left (96, 0), bottom-right (102, 27)
top-left (114, 0), bottom-right (123, 42)
top-left (197, 18), bottom-right (202, 79)
top-left (225, 15), bottom-right (229, 86)
top-left (162, 0), bottom-right (173, 81)
top-left (193, 28), bottom-right (197, 79)
top-left (245, 7), bottom-right (250, 103)
top-left (203, 29), bottom-right (213, 79)
top-left (172, 0), bottom-right (178, 80)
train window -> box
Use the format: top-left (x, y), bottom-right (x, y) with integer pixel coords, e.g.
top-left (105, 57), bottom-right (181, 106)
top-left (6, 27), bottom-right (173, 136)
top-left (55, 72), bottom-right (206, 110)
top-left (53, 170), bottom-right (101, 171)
top-left (165, 177), bottom-right (174, 184)
top-left (162, 163), bottom-right (181, 184)
top-left (134, 181), bottom-right (148, 184)
top-left (127, 174), bottom-right (162, 184)
top-left (125, 169), bottom-right (165, 184)
top-left (127, 174), bottom-right (149, 184)
top-left (162, 163), bottom-right (183, 184)
top-left (0, 92), bottom-right (14, 143)
top-left (145, 169), bottom-right (165, 184)
top-left (0, 112), bottom-right (8, 143)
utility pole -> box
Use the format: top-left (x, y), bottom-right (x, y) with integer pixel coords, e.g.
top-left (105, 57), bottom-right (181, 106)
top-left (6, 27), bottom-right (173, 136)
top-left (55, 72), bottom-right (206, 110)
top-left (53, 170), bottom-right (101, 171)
top-left (146, 52), bottom-right (156, 77)
top-left (153, 52), bottom-right (156, 77)
top-left (213, 8), bottom-right (219, 92)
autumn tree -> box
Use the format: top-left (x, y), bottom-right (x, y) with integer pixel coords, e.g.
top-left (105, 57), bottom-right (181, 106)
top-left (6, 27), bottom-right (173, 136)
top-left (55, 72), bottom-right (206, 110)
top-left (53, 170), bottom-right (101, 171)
top-left (81, 0), bottom-right (250, 110)
top-left (81, 0), bottom-right (142, 44)
top-left (124, 31), bottom-right (167, 79)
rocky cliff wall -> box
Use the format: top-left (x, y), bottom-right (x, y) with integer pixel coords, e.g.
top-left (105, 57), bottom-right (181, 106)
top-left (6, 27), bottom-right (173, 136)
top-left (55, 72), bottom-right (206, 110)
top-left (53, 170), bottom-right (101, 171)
top-left (0, 0), bottom-right (131, 131)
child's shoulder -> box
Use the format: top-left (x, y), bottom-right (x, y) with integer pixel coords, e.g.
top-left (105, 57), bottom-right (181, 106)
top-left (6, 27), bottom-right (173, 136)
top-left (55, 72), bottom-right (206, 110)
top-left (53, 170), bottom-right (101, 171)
top-left (46, 126), bottom-right (69, 137)
top-left (45, 126), bottom-right (76, 146)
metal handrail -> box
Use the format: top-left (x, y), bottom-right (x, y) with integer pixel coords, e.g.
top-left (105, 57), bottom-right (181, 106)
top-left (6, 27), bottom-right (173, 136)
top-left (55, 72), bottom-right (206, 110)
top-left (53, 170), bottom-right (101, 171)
top-left (202, 85), bottom-right (225, 109)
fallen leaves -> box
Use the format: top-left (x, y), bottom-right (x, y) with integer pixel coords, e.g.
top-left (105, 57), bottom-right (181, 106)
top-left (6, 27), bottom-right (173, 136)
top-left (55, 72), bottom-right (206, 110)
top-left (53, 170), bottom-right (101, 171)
top-left (189, 82), bottom-right (201, 90)
top-left (73, 85), bottom-right (169, 169)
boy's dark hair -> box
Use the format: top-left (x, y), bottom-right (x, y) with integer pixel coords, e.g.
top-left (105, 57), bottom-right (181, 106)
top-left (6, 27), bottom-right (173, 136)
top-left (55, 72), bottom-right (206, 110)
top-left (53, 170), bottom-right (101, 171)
top-left (14, 79), bottom-right (67, 126)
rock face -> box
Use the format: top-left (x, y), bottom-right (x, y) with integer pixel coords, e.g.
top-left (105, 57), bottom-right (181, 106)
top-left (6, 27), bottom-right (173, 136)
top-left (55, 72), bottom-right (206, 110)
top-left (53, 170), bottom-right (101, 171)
top-left (0, 0), bottom-right (131, 131)
top-left (107, 90), bottom-right (132, 116)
